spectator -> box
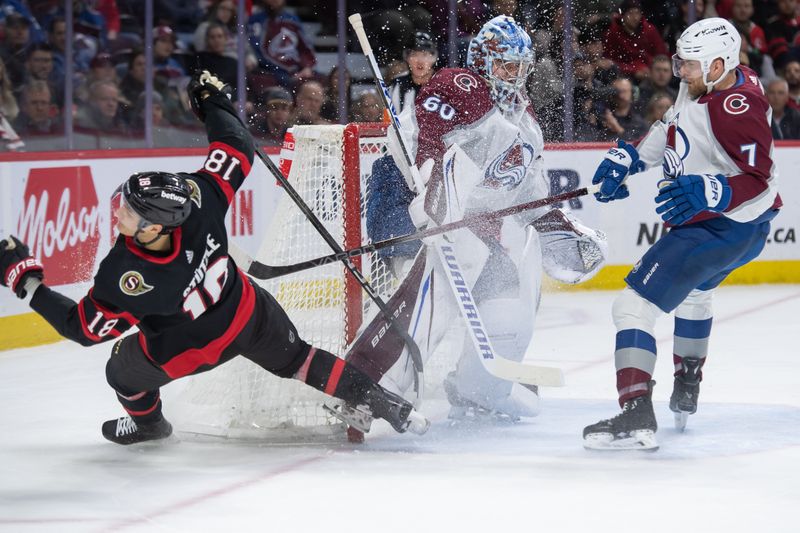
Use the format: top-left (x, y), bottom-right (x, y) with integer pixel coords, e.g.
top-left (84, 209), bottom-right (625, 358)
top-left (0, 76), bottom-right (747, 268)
top-left (12, 80), bottom-right (62, 135)
top-left (662, 0), bottom-right (707, 53)
top-left (390, 31), bottom-right (438, 115)
top-left (767, 77), bottom-right (800, 139)
top-left (194, 0), bottom-right (238, 58)
top-left (351, 89), bottom-right (384, 123)
top-left (597, 77), bottom-right (649, 141)
top-left (75, 52), bottom-right (118, 104)
top-left (75, 79), bottom-right (127, 134)
top-left (130, 91), bottom-right (166, 130)
top-left (528, 28), bottom-right (564, 141)
top-left (291, 80), bottom-right (331, 126)
top-left (247, 0), bottom-right (316, 89)
top-left (250, 86), bottom-right (292, 145)
top-left (604, 0), bottom-right (669, 82)
top-left (193, 23), bottom-right (239, 89)
top-left (18, 43), bottom-right (64, 108)
top-left (644, 91), bottom-right (674, 124)
top-left (1, 13), bottom-right (34, 86)
top-left (320, 65), bottom-right (352, 123)
top-left (572, 53), bottom-right (603, 141)
top-left (581, 24), bottom-right (621, 86)
top-left (419, 0), bottom-right (487, 65)
top-left (729, 0), bottom-right (767, 73)
top-left (782, 59), bottom-right (800, 108)
top-left (0, 57), bottom-right (19, 121)
top-left (119, 50), bottom-right (145, 108)
top-left (0, 110), bottom-right (24, 151)
top-left (636, 55), bottom-right (677, 113)
top-left (385, 59), bottom-right (409, 84)
top-left (152, 25), bottom-right (186, 83)
top-left (765, 0), bottom-right (800, 69)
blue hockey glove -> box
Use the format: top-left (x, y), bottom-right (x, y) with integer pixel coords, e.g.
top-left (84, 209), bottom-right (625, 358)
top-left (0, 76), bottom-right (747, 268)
top-left (592, 140), bottom-right (645, 203)
top-left (655, 174), bottom-right (732, 225)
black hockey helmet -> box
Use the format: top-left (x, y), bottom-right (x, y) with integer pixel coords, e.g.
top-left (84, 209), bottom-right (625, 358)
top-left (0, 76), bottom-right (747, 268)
top-left (407, 31), bottom-right (437, 56)
top-left (118, 172), bottom-right (192, 232)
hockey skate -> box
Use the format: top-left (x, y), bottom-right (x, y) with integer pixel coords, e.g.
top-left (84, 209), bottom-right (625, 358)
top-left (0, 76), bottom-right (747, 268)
top-left (583, 381), bottom-right (658, 451)
top-left (443, 372), bottom-right (539, 423)
top-left (101, 414), bottom-right (173, 445)
top-left (324, 384), bottom-right (429, 435)
top-left (670, 358), bottom-right (702, 431)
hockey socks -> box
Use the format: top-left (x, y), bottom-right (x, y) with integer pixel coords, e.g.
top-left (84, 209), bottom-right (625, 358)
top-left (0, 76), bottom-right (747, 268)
top-left (614, 329), bottom-right (657, 406)
top-left (115, 390), bottom-right (164, 424)
top-left (294, 348), bottom-right (428, 434)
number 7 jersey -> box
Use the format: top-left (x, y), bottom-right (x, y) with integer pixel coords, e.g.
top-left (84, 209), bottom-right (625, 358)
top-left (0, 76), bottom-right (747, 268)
top-left (636, 65), bottom-right (782, 224)
top-left (29, 94), bottom-right (257, 379)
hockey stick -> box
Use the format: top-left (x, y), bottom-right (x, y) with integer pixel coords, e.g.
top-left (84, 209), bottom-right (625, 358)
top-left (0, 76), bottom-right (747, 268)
top-left (234, 184), bottom-right (598, 280)
top-left (349, 13), bottom-right (425, 192)
top-left (236, 116), bottom-right (424, 397)
top-left (434, 243), bottom-right (564, 387)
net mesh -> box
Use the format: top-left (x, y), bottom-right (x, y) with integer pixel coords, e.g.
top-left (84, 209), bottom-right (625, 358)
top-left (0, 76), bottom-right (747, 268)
top-left (172, 124), bottom-right (400, 440)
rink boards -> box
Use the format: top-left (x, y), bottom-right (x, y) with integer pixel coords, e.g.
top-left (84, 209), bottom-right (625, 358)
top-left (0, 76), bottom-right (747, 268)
top-left (1, 142), bottom-right (798, 349)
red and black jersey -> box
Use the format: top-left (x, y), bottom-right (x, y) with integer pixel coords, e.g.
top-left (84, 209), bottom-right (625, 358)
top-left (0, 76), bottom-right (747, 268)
top-left (30, 93), bottom-right (257, 379)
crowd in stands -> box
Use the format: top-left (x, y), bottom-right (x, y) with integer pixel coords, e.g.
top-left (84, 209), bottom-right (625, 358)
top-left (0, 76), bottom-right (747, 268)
top-left (3, 0), bottom-right (800, 152)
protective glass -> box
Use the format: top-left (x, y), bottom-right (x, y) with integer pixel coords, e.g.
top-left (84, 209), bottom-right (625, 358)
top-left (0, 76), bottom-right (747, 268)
top-left (671, 54), bottom-right (703, 79)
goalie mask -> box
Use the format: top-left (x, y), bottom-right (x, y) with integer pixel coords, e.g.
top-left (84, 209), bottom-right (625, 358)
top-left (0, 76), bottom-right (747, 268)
top-left (672, 17), bottom-right (740, 94)
top-left (467, 15), bottom-right (534, 113)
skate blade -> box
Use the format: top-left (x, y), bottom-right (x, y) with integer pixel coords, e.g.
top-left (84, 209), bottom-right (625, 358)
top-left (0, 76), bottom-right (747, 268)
top-left (323, 402), bottom-right (373, 433)
top-left (583, 430), bottom-right (659, 451)
top-left (674, 411), bottom-right (689, 432)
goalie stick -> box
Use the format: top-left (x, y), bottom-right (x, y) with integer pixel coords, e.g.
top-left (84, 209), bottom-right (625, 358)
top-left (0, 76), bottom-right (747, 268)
top-left (349, 13), bottom-right (425, 193)
top-left (231, 184), bottom-right (600, 280)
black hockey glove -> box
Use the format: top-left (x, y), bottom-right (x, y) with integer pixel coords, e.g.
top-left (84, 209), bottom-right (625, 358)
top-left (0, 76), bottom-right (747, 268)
top-left (188, 69), bottom-right (233, 122)
top-left (0, 236), bottom-right (44, 299)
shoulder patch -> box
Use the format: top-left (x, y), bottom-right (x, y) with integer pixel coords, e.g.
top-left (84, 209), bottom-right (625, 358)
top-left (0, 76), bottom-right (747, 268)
top-left (453, 72), bottom-right (480, 92)
top-left (186, 178), bottom-right (202, 208)
top-left (722, 93), bottom-right (749, 115)
top-left (119, 271), bottom-right (154, 296)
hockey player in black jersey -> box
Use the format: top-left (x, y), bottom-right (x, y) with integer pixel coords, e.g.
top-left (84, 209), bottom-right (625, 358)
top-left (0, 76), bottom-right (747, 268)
top-left (0, 70), bottom-right (428, 445)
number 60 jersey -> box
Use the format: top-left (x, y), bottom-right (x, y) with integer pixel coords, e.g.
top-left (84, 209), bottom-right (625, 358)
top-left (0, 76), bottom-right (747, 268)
top-left (636, 65), bottom-right (782, 224)
top-left (30, 94), bottom-right (257, 379)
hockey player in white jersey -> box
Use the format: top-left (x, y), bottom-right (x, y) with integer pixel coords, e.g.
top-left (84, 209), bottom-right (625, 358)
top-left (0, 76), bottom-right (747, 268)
top-left (353, 16), bottom-right (608, 420)
top-left (584, 18), bottom-right (782, 450)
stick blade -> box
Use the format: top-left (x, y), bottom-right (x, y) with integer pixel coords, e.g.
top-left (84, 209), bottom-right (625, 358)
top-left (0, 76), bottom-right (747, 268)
top-left (486, 357), bottom-right (565, 387)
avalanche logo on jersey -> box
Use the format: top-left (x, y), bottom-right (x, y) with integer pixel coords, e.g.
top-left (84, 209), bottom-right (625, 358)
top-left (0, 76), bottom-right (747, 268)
top-left (481, 137), bottom-right (534, 190)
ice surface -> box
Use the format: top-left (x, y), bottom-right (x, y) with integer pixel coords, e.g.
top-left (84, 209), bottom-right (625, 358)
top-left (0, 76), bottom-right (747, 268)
top-left (1, 286), bottom-right (799, 532)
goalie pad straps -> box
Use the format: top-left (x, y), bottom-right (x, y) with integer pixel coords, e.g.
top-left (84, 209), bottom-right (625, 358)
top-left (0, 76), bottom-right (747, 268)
top-left (294, 348), bottom-right (374, 404)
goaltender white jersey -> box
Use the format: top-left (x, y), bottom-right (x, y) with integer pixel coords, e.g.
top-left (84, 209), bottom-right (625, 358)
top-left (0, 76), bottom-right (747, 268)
top-left (636, 65), bottom-right (782, 224)
top-left (393, 67), bottom-right (550, 229)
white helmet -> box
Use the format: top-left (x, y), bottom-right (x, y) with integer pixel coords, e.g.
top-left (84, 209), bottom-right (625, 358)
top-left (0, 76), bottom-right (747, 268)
top-left (673, 17), bottom-right (741, 93)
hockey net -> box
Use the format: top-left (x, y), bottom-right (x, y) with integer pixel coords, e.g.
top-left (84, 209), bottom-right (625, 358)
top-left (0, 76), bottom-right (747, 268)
top-left (173, 123), bottom-right (457, 441)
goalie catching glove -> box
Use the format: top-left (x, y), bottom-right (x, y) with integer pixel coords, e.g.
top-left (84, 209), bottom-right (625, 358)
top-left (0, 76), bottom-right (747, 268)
top-left (188, 69), bottom-right (233, 122)
top-left (0, 236), bottom-right (44, 299)
top-left (532, 209), bottom-right (608, 284)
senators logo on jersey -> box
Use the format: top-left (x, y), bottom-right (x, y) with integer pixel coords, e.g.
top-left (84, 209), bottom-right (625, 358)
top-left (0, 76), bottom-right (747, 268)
top-left (119, 271), bottom-right (154, 296)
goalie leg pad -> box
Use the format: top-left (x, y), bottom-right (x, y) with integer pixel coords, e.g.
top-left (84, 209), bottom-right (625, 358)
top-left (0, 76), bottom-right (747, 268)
top-left (448, 297), bottom-right (540, 418)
